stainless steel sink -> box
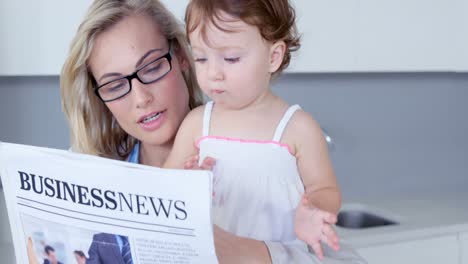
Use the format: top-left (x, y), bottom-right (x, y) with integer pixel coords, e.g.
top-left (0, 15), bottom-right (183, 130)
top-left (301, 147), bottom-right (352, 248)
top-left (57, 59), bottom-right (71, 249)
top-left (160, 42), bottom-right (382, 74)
top-left (337, 210), bottom-right (399, 229)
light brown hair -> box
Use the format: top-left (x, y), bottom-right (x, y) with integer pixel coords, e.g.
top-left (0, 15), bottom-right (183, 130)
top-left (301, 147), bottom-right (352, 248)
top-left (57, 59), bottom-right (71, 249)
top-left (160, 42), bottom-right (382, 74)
top-left (185, 0), bottom-right (301, 76)
top-left (61, 0), bottom-right (203, 159)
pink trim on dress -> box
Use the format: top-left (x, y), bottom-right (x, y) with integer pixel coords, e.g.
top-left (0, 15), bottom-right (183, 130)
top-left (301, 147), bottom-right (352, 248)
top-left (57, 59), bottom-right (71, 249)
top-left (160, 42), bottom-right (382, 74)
top-left (196, 135), bottom-right (294, 155)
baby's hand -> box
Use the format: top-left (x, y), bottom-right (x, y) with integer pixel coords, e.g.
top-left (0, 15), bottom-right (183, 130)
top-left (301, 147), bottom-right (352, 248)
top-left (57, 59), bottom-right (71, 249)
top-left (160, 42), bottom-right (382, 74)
top-left (295, 195), bottom-right (340, 260)
top-left (184, 155), bottom-right (217, 198)
top-left (183, 155), bottom-right (216, 170)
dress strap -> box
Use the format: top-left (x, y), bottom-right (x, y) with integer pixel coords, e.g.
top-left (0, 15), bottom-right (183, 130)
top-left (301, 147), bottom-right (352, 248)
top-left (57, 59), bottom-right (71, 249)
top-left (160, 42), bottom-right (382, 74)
top-left (202, 101), bottom-right (214, 137)
top-left (273, 104), bottom-right (301, 142)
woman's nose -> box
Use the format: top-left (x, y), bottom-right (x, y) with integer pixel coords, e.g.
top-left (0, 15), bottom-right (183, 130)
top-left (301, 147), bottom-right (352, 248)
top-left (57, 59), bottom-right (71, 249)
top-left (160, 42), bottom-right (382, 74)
top-left (132, 79), bottom-right (153, 109)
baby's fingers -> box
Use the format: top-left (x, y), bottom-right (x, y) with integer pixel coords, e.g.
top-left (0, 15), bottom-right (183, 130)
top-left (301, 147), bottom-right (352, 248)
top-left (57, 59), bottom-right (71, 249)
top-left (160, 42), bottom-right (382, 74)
top-left (311, 241), bottom-right (324, 260)
top-left (183, 160), bottom-right (195, 169)
top-left (200, 156), bottom-right (216, 170)
top-left (320, 210), bottom-right (338, 224)
top-left (184, 155), bottom-right (200, 169)
top-left (322, 224), bottom-right (340, 251)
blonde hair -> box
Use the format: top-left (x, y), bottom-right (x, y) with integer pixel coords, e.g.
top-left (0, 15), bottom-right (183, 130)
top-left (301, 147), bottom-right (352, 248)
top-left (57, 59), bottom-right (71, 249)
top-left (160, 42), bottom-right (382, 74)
top-left (61, 0), bottom-right (203, 159)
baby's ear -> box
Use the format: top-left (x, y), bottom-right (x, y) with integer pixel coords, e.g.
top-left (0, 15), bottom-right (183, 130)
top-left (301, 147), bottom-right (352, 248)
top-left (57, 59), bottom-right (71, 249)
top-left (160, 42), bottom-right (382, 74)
top-left (269, 40), bottom-right (286, 73)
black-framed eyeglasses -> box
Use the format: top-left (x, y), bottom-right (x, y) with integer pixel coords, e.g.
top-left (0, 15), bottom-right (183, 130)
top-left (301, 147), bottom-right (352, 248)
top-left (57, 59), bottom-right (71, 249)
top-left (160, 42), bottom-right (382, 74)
top-left (94, 41), bottom-right (173, 102)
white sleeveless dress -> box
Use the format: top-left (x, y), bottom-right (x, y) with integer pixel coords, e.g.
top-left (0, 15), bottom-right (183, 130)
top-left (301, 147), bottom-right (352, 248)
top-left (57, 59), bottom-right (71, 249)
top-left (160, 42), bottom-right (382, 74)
top-left (197, 102), bottom-right (366, 263)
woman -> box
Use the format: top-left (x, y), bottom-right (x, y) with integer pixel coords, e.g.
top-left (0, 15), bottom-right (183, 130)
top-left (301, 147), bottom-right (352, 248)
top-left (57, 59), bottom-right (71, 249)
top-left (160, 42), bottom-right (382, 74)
top-left (60, 0), bottom-right (365, 263)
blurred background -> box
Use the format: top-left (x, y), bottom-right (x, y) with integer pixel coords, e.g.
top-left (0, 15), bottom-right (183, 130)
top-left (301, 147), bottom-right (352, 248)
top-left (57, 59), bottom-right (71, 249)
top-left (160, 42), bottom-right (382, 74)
top-left (0, 0), bottom-right (467, 263)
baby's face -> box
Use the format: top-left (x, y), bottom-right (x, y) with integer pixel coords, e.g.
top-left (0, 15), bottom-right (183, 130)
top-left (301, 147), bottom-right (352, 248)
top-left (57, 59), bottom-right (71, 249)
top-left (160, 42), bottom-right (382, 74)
top-left (189, 13), bottom-right (275, 110)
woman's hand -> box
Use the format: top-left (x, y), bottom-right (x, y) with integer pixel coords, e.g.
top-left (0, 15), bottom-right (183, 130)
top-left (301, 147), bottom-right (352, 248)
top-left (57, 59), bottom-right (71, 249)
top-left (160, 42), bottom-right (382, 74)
top-left (295, 194), bottom-right (340, 260)
top-left (213, 225), bottom-right (271, 264)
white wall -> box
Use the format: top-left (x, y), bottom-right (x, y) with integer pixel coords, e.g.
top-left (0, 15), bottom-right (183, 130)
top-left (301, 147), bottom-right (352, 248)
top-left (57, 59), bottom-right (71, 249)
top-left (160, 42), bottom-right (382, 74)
top-left (1, 0), bottom-right (464, 74)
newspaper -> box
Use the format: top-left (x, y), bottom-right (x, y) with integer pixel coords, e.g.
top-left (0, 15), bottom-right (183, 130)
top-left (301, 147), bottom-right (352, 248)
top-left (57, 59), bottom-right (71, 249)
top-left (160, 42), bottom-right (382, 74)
top-left (0, 142), bottom-right (217, 264)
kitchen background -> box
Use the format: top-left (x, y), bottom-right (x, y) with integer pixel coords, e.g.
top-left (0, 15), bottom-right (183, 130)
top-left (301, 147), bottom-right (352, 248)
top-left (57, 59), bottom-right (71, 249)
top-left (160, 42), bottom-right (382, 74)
top-left (0, 73), bottom-right (467, 200)
top-left (1, 0), bottom-right (467, 263)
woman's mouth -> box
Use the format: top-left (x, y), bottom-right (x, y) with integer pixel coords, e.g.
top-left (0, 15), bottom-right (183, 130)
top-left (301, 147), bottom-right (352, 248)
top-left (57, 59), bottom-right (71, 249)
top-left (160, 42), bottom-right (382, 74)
top-left (141, 112), bottom-right (163, 124)
top-left (139, 110), bottom-right (167, 131)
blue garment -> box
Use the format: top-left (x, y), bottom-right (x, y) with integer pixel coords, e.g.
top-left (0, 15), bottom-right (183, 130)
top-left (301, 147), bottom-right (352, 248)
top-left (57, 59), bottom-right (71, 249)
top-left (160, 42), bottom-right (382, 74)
top-left (127, 141), bottom-right (140, 164)
top-left (115, 234), bottom-right (124, 252)
top-left (121, 236), bottom-right (133, 264)
top-left (114, 235), bottom-right (132, 263)
top-left (87, 233), bottom-right (133, 264)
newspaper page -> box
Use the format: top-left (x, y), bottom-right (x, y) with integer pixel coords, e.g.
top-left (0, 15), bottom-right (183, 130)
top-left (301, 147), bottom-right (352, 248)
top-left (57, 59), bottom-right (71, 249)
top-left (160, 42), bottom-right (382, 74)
top-left (0, 142), bottom-right (217, 264)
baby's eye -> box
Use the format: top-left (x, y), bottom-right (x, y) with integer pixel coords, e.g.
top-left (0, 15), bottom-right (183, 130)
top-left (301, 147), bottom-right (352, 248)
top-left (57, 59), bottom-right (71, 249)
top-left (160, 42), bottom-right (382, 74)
top-left (194, 57), bottom-right (207, 63)
top-left (224, 57), bottom-right (240, 63)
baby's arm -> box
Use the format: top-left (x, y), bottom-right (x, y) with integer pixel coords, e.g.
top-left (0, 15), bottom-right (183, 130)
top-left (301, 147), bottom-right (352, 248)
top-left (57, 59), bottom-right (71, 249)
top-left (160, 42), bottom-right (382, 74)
top-left (287, 110), bottom-right (342, 259)
top-left (164, 106), bottom-right (205, 169)
top-left (291, 111), bottom-right (341, 213)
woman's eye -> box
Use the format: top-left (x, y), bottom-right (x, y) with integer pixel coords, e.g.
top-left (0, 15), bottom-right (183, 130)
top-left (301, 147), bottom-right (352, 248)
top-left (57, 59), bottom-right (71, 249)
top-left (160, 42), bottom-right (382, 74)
top-left (225, 57), bottom-right (240, 63)
top-left (110, 84), bottom-right (124, 91)
top-left (103, 82), bottom-right (126, 93)
top-left (144, 63), bottom-right (162, 74)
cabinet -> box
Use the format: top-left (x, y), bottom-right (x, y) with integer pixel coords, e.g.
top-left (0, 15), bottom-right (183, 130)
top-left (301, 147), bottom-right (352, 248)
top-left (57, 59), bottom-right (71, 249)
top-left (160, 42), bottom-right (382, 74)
top-left (291, 0), bottom-right (357, 72)
top-left (162, 0), bottom-right (464, 73)
top-left (357, 235), bottom-right (459, 264)
top-left (354, 0), bottom-right (458, 72)
top-left (457, 0), bottom-right (468, 71)
top-left (0, 0), bottom-right (464, 75)
top-left (162, 0), bottom-right (356, 72)
top-left (0, 0), bottom-right (93, 76)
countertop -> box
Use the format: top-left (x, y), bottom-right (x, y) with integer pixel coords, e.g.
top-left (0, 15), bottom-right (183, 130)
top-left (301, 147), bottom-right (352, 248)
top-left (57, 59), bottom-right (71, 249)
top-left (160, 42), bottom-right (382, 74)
top-left (336, 191), bottom-right (468, 248)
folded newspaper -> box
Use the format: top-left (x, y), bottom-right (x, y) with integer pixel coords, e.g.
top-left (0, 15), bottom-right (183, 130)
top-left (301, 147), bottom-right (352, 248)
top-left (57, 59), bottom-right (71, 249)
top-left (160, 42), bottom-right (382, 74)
top-left (0, 142), bottom-right (217, 263)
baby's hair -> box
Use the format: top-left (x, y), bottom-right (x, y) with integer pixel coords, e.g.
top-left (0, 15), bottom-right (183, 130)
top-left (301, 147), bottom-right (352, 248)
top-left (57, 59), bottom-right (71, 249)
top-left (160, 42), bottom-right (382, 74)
top-left (185, 0), bottom-right (300, 76)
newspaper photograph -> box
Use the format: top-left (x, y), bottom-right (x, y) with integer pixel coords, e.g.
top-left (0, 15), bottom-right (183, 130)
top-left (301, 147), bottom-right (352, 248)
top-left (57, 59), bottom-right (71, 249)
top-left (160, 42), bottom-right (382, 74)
top-left (0, 142), bottom-right (217, 264)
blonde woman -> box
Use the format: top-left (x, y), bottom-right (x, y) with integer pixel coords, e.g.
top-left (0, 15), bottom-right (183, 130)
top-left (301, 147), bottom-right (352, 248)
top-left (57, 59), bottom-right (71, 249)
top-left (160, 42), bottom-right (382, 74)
top-left (61, 0), bottom-right (203, 163)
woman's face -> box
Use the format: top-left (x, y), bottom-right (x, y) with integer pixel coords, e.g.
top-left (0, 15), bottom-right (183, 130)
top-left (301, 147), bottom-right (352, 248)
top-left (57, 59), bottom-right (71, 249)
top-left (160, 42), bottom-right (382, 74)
top-left (89, 15), bottom-right (190, 148)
